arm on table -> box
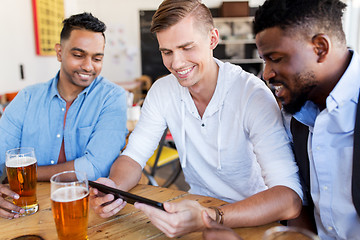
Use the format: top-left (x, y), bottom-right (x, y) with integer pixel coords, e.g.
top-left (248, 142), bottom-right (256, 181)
top-left (202, 211), bottom-right (243, 240)
top-left (220, 185), bottom-right (301, 227)
top-left (287, 205), bottom-right (317, 234)
top-left (90, 155), bottom-right (142, 218)
top-left (134, 185), bottom-right (301, 238)
top-left (37, 161), bottom-right (75, 181)
top-left (108, 155), bottom-right (143, 191)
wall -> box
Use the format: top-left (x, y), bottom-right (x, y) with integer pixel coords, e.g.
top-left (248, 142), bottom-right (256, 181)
top-left (344, 0), bottom-right (360, 51)
top-left (66, 0), bottom-right (261, 84)
top-left (0, 0), bottom-right (260, 94)
top-left (0, 0), bottom-right (61, 95)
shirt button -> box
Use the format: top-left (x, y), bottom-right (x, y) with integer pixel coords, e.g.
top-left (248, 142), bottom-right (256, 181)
top-left (316, 146), bottom-right (321, 150)
top-left (323, 186), bottom-right (328, 191)
top-left (50, 160), bottom-right (55, 164)
top-left (62, 108), bottom-right (65, 111)
top-left (327, 226), bottom-right (333, 231)
top-left (57, 134), bottom-right (61, 138)
top-left (201, 123), bottom-right (205, 127)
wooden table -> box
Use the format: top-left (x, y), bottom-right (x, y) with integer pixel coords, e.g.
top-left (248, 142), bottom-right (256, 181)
top-left (1, 182), bottom-right (280, 239)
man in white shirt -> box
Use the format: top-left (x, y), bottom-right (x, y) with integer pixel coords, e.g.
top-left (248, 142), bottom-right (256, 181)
top-left (90, 0), bottom-right (303, 237)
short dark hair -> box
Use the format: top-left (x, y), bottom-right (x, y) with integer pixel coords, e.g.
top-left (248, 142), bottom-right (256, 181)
top-left (60, 12), bottom-right (106, 42)
top-left (150, 0), bottom-right (214, 34)
top-left (253, 0), bottom-right (347, 44)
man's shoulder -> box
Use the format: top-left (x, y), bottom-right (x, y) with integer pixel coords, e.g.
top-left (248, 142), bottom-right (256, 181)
top-left (153, 74), bottom-right (175, 85)
top-left (150, 74), bottom-right (179, 92)
top-left (22, 80), bottom-right (52, 95)
top-left (91, 76), bottom-right (126, 95)
top-left (142, 74), bottom-right (180, 109)
top-left (220, 61), bottom-right (266, 91)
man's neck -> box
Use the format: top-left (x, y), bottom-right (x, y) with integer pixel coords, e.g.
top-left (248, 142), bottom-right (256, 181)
top-left (189, 60), bottom-right (219, 117)
top-left (311, 49), bottom-right (352, 110)
top-left (57, 79), bottom-right (84, 103)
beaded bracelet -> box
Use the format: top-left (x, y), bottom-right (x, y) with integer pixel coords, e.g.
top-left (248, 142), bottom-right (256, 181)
top-left (209, 206), bottom-right (224, 224)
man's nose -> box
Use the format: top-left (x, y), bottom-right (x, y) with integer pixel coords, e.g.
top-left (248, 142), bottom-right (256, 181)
top-left (81, 57), bottom-right (94, 72)
top-left (171, 52), bottom-right (185, 70)
top-left (262, 63), bottom-right (275, 81)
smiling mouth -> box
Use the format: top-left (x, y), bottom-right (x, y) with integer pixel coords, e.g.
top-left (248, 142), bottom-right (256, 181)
top-left (77, 72), bottom-right (93, 80)
top-left (274, 85), bottom-right (282, 92)
top-left (271, 84), bottom-right (285, 98)
top-left (176, 66), bottom-right (194, 77)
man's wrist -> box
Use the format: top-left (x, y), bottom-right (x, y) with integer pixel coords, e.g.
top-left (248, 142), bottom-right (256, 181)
top-left (209, 206), bottom-right (224, 224)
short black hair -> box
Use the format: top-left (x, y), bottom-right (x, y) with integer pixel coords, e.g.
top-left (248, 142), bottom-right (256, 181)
top-left (253, 0), bottom-right (347, 44)
top-left (60, 12), bottom-right (106, 42)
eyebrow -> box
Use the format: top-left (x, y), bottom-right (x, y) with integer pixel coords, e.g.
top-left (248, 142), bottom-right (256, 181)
top-left (71, 47), bottom-right (104, 56)
top-left (159, 41), bottom-right (194, 52)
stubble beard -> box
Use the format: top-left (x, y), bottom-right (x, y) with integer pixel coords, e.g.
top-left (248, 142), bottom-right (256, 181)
top-left (282, 71), bottom-right (317, 115)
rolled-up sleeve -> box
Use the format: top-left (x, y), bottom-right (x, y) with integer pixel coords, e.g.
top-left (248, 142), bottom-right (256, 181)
top-left (245, 83), bottom-right (303, 201)
top-left (122, 81), bottom-right (168, 169)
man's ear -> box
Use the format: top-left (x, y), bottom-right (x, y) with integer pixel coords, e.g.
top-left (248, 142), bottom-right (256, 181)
top-left (54, 43), bottom-right (62, 62)
top-left (312, 34), bottom-right (330, 63)
top-left (209, 28), bottom-right (219, 50)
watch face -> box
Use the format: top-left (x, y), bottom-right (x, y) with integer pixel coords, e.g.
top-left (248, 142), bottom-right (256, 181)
top-left (11, 235), bottom-right (45, 240)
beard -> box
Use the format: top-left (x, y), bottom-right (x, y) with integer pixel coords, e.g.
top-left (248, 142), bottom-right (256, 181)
top-left (280, 72), bottom-right (316, 115)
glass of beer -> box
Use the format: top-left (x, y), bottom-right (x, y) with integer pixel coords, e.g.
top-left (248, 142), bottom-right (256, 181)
top-left (50, 171), bottom-right (89, 240)
top-left (5, 147), bottom-right (39, 216)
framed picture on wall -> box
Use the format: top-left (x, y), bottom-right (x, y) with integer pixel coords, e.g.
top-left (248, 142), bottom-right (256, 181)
top-left (32, 0), bottom-right (64, 56)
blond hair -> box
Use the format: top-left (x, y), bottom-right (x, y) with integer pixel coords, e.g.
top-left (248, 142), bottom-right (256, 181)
top-left (151, 0), bottom-right (214, 34)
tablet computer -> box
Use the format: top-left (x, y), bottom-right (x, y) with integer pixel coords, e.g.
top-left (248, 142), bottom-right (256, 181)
top-left (88, 180), bottom-right (165, 211)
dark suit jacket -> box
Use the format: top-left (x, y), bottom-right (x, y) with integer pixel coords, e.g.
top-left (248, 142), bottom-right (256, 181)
top-left (290, 117), bottom-right (360, 218)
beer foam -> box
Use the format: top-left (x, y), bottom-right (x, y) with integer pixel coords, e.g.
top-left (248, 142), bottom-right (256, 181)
top-left (51, 186), bottom-right (89, 202)
top-left (6, 157), bottom-right (37, 168)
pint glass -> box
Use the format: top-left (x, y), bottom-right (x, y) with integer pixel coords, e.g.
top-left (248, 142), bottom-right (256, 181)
top-left (5, 147), bottom-right (39, 216)
top-left (50, 171), bottom-right (89, 240)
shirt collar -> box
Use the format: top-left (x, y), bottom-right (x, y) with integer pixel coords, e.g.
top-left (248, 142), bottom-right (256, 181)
top-left (49, 71), bottom-right (103, 101)
top-left (49, 71), bottom-right (61, 100)
top-left (327, 50), bottom-right (360, 111)
top-left (293, 101), bottom-right (319, 128)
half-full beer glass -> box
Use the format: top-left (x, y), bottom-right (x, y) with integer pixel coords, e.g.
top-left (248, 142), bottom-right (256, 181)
top-left (5, 147), bottom-right (39, 216)
top-left (50, 171), bottom-right (89, 240)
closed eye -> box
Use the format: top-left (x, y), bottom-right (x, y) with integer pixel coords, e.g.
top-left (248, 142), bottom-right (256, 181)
top-left (270, 57), bottom-right (282, 63)
top-left (161, 51), bottom-right (172, 56)
top-left (73, 53), bottom-right (83, 58)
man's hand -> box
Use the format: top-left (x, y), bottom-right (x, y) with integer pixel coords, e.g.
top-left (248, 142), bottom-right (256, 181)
top-left (202, 211), bottom-right (243, 240)
top-left (89, 178), bottom-right (127, 218)
top-left (0, 184), bottom-right (25, 219)
top-left (134, 199), bottom-right (209, 238)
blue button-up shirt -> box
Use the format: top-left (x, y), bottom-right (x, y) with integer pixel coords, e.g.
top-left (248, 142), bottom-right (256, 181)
top-left (291, 50), bottom-right (360, 240)
top-left (0, 72), bottom-right (127, 180)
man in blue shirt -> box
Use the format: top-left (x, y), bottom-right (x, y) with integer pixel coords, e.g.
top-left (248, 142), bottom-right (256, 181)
top-left (0, 12), bottom-right (127, 219)
top-left (203, 0), bottom-right (360, 239)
